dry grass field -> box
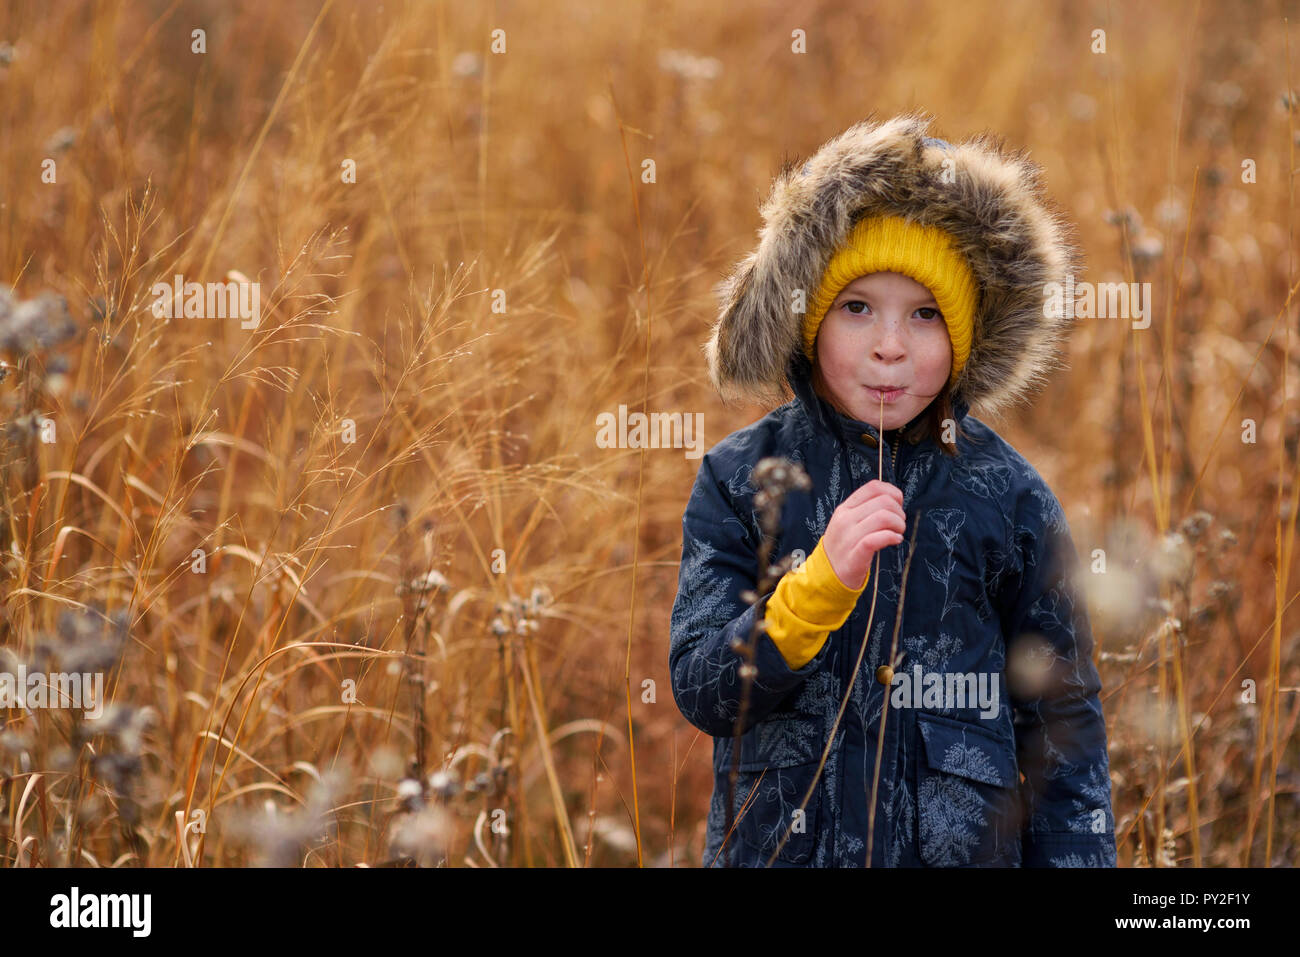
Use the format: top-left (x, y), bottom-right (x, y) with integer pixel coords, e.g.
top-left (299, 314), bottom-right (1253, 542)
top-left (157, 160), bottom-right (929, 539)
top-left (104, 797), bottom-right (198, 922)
top-left (1, 0), bottom-right (1297, 867)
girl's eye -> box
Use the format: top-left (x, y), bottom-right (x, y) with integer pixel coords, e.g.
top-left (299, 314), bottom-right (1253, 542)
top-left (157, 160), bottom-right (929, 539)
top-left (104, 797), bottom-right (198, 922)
top-left (841, 300), bottom-right (943, 320)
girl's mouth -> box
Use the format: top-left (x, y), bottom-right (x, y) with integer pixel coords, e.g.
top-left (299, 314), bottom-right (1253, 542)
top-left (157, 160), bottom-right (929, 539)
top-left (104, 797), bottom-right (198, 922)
top-left (864, 386), bottom-right (905, 403)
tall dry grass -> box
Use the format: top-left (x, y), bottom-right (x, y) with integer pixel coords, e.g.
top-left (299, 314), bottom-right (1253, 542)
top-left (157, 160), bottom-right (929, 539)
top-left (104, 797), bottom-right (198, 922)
top-left (0, 0), bottom-right (1297, 866)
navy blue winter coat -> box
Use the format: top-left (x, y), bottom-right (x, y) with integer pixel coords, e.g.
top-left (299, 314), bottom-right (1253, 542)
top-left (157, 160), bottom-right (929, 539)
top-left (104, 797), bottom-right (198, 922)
top-left (668, 353), bottom-right (1117, 867)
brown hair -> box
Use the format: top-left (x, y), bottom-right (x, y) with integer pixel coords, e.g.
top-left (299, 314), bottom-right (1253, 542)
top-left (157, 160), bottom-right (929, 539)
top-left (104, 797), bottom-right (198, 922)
top-left (899, 379), bottom-right (964, 457)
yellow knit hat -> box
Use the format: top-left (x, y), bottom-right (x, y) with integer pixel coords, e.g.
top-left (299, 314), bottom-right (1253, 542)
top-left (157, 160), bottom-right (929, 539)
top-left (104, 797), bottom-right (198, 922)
top-left (803, 214), bottom-right (979, 388)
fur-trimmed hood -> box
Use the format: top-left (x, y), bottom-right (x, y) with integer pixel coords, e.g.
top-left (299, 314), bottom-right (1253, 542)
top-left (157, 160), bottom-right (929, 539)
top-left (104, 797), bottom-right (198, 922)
top-left (705, 111), bottom-right (1083, 421)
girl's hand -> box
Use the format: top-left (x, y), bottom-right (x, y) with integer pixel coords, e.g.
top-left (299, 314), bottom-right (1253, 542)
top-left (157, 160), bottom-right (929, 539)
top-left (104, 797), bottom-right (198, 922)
top-left (820, 480), bottom-right (905, 590)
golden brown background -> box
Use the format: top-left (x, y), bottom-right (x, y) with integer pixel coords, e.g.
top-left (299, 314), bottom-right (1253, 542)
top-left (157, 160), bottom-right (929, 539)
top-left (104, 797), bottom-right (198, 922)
top-left (0, 0), bottom-right (1296, 866)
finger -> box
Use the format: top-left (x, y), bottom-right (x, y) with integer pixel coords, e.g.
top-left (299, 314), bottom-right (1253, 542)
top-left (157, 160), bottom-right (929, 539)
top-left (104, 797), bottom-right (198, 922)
top-left (843, 478), bottom-right (902, 508)
top-left (840, 492), bottom-right (906, 520)
top-left (855, 510), bottom-right (906, 537)
top-left (854, 529), bottom-right (905, 555)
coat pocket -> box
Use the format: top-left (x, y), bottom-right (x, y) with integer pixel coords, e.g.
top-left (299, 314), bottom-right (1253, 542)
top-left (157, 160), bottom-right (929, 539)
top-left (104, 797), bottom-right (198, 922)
top-left (914, 711), bottom-right (1021, 867)
top-left (714, 714), bottom-right (824, 866)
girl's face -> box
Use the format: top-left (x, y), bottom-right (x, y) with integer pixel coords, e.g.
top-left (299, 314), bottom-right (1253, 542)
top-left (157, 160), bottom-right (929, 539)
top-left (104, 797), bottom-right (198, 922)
top-left (811, 271), bottom-right (954, 432)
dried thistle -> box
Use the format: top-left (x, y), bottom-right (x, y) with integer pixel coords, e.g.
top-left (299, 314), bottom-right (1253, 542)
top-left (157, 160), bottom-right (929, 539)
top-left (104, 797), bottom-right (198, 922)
top-left (721, 456), bottom-right (810, 866)
top-left (228, 768), bottom-right (346, 867)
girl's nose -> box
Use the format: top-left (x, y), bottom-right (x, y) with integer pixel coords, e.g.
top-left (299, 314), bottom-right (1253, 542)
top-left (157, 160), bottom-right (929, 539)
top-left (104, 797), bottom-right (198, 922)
top-left (871, 322), bottom-right (906, 362)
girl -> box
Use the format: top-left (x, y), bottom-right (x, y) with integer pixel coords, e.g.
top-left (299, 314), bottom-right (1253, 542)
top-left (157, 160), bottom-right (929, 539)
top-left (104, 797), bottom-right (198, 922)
top-left (668, 112), bottom-right (1116, 867)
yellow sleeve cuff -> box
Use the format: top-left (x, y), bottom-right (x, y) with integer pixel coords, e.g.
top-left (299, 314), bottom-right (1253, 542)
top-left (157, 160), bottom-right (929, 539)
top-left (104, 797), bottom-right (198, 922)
top-left (763, 538), bottom-right (868, 671)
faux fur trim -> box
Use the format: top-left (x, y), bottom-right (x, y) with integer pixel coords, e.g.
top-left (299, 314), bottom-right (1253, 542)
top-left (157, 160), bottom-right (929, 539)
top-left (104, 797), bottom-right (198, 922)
top-left (704, 110), bottom-right (1083, 421)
